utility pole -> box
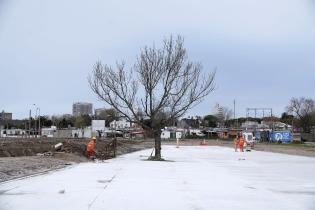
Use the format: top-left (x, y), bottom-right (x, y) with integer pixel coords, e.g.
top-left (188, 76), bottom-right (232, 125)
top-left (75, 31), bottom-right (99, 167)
top-left (35, 107), bottom-right (40, 137)
top-left (29, 109), bottom-right (31, 138)
top-left (33, 104), bottom-right (37, 138)
top-left (38, 108), bottom-right (41, 137)
top-left (271, 109), bottom-right (274, 131)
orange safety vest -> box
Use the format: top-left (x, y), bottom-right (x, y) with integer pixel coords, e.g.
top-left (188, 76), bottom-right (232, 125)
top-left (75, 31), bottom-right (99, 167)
top-left (239, 138), bottom-right (245, 146)
top-left (233, 138), bottom-right (239, 145)
top-left (87, 140), bottom-right (95, 152)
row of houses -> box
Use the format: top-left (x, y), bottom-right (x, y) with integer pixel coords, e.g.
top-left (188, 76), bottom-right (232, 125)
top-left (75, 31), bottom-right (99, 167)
top-left (0, 118), bottom-right (297, 142)
top-left (0, 119), bottom-right (145, 139)
top-left (160, 120), bottom-right (296, 143)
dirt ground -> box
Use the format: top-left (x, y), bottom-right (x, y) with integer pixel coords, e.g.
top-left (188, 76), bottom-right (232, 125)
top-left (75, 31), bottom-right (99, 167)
top-left (0, 138), bottom-right (154, 182)
top-left (0, 138), bottom-right (156, 158)
top-left (0, 155), bottom-right (76, 183)
top-left (1, 138), bottom-right (315, 183)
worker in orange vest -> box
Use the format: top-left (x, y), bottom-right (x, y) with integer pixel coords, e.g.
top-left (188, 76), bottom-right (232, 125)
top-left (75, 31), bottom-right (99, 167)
top-left (239, 136), bottom-right (245, 152)
top-left (87, 137), bottom-right (97, 159)
top-left (233, 136), bottom-right (239, 152)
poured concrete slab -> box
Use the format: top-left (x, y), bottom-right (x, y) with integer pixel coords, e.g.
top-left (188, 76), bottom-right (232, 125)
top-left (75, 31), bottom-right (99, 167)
top-left (1, 146), bottom-right (315, 210)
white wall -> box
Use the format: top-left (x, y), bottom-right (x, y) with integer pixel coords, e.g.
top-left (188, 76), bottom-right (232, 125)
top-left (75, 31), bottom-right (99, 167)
top-left (92, 120), bottom-right (106, 131)
top-left (161, 130), bottom-right (170, 139)
top-left (176, 132), bottom-right (182, 139)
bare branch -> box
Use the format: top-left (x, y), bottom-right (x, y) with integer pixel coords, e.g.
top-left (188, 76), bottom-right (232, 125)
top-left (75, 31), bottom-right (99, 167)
top-left (89, 35), bottom-right (216, 158)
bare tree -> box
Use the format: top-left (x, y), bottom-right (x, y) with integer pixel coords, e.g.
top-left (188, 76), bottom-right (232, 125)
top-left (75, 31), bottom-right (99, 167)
top-left (222, 107), bottom-right (233, 122)
top-left (286, 97), bottom-right (315, 132)
top-left (89, 35), bottom-right (215, 160)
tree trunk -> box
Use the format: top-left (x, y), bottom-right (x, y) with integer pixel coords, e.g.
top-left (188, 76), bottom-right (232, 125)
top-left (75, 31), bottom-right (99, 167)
top-left (154, 129), bottom-right (162, 159)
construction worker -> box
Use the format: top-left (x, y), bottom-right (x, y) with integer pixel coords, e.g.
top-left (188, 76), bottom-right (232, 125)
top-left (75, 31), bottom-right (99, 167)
top-left (233, 135), bottom-right (239, 152)
top-left (87, 137), bottom-right (97, 159)
top-left (239, 135), bottom-right (245, 152)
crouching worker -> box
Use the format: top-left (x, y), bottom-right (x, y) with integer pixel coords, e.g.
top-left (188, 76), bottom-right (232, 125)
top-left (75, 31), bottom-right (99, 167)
top-left (87, 137), bottom-right (97, 159)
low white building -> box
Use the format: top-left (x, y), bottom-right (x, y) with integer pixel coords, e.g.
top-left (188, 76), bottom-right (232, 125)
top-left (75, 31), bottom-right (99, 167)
top-left (161, 128), bottom-right (184, 139)
top-left (0, 129), bottom-right (25, 137)
top-left (41, 126), bottom-right (57, 138)
top-left (161, 130), bottom-right (171, 139)
top-left (51, 127), bottom-right (92, 138)
top-left (110, 119), bottom-right (131, 129)
top-left (72, 127), bottom-right (92, 138)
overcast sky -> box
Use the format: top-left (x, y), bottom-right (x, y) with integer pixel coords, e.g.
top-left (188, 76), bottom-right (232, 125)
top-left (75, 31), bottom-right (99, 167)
top-left (0, 0), bottom-right (315, 119)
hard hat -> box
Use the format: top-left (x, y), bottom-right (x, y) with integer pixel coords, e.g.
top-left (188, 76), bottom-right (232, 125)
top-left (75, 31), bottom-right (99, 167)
top-left (92, 137), bottom-right (96, 140)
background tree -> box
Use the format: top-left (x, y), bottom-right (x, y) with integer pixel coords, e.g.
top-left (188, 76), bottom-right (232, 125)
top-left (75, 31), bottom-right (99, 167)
top-left (202, 115), bottom-right (218, 127)
top-left (222, 107), bottom-right (233, 124)
top-left (96, 108), bottom-right (119, 126)
top-left (280, 112), bottom-right (294, 125)
top-left (59, 118), bottom-right (69, 128)
top-left (311, 112), bottom-right (315, 129)
top-left (286, 97), bottom-right (315, 132)
top-left (89, 35), bottom-right (216, 160)
top-left (74, 115), bottom-right (92, 128)
top-left (51, 115), bottom-right (75, 128)
top-left (38, 116), bottom-right (53, 127)
top-left (179, 116), bottom-right (201, 129)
